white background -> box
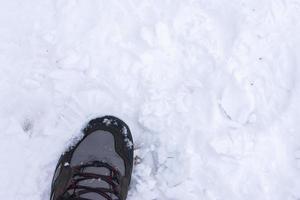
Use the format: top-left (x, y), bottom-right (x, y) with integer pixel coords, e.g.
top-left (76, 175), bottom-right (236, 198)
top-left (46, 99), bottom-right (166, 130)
top-left (0, 0), bottom-right (300, 199)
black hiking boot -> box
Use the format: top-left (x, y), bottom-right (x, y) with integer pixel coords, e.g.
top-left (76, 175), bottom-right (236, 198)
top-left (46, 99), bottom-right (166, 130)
top-left (50, 116), bottom-right (134, 200)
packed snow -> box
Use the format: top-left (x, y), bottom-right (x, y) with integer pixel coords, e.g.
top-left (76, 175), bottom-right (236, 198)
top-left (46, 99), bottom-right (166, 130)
top-left (1, 0), bottom-right (300, 199)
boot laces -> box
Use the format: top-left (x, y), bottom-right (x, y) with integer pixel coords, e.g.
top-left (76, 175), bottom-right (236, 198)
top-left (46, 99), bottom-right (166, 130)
top-left (65, 161), bottom-right (121, 200)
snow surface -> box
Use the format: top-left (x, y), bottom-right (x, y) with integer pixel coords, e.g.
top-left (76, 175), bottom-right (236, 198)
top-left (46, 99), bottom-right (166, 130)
top-left (1, 0), bottom-right (300, 199)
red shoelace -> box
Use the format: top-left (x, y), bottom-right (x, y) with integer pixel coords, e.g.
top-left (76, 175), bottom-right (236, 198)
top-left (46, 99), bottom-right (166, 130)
top-left (65, 161), bottom-right (121, 200)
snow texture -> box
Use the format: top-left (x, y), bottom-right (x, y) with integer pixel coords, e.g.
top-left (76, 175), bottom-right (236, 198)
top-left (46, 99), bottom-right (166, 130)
top-left (0, 0), bottom-right (300, 199)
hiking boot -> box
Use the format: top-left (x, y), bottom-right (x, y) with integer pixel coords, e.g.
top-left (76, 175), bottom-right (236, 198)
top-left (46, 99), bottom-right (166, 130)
top-left (50, 116), bottom-right (134, 200)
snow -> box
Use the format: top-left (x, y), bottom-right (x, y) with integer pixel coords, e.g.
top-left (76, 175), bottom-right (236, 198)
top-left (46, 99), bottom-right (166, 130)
top-left (0, 0), bottom-right (300, 199)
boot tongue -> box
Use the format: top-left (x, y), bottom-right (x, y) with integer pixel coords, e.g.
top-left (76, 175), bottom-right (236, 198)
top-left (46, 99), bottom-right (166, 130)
top-left (81, 166), bottom-right (110, 188)
top-left (71, 164), bottom-right (120, 200)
